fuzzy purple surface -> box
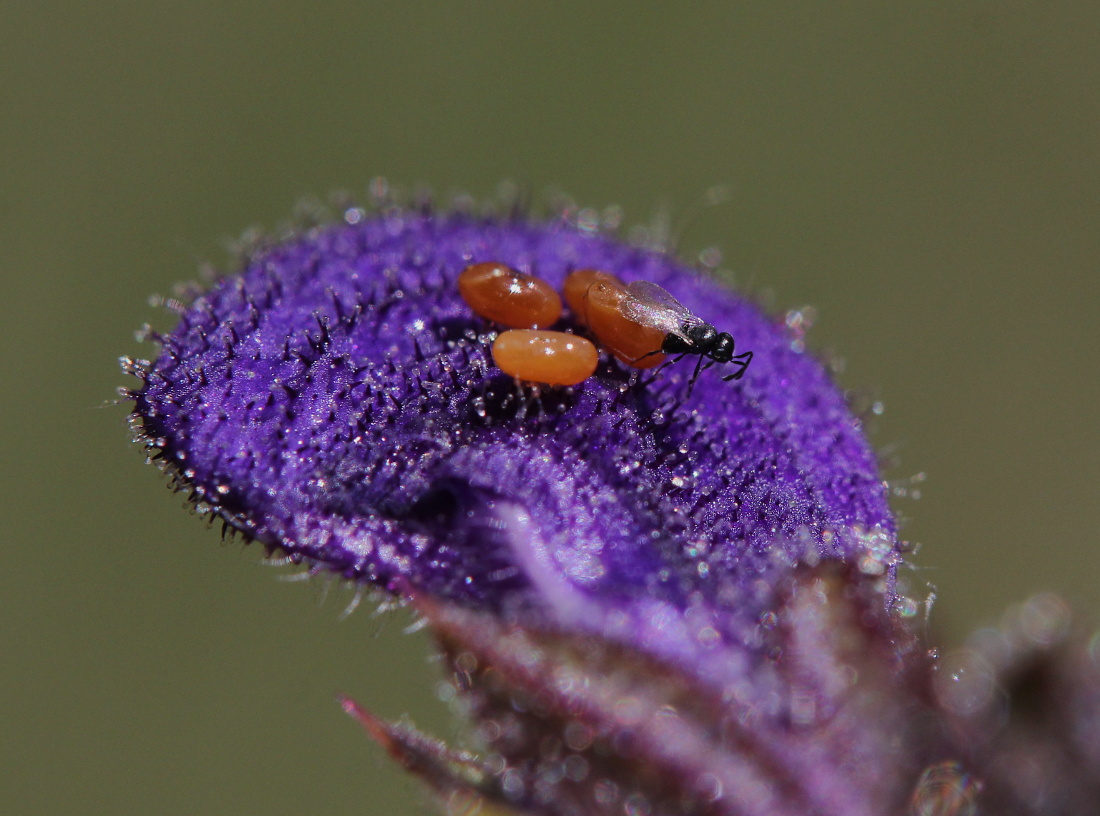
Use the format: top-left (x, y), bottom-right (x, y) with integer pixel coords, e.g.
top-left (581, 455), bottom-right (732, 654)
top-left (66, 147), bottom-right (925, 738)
top-left (131, 206), bottom-right (898, 692)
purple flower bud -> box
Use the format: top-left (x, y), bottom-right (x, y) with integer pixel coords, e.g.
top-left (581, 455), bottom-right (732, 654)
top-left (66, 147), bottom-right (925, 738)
top-left (128, 200), bottom-right (898, 689)
top-left (128, 195), bottom-right (981, 815)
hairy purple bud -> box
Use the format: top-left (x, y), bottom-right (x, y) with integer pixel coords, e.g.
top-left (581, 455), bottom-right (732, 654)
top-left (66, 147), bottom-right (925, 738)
top-left (129, 193), bottom-right (1066, 816)
top-left (128, 199), bottom-right (898, 687)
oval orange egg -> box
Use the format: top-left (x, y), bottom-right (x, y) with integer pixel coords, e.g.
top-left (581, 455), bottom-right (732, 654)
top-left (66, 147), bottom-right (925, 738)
top-left (563, 269), bottom-right (666, 369)
top-left (458, 262), bottom-right (563, 329)
top-left (491, 330), bottom-right (598, 387)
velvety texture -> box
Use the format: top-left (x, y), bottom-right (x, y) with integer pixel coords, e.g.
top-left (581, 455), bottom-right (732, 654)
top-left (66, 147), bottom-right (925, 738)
top-left (129, 205), bottom-right (897, 692)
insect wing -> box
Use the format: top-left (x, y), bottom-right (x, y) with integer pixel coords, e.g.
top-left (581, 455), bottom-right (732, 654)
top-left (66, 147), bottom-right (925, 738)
top-left (621, 280), bottom-right (703, 340)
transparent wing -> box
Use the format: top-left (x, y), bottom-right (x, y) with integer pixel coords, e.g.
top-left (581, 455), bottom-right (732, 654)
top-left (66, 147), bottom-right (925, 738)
top-left (621, 280), bottom-right (704, 340)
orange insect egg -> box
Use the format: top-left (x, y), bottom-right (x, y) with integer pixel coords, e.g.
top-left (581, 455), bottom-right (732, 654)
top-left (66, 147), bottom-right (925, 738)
top-left (458, 262), bottom-right (563, 329)
top-left (563, 268), bottom-right (666, 369)
top-left (491, 330), bottom-right (598, 387)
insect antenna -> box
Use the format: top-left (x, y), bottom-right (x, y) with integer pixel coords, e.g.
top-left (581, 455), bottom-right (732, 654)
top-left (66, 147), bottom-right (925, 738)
top-left (721, 350), bottom-right (753, 381)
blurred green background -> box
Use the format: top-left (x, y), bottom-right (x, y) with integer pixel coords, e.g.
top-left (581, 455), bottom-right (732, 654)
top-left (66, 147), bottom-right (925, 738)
top-left (3, 3), bottom-right (1098, 814)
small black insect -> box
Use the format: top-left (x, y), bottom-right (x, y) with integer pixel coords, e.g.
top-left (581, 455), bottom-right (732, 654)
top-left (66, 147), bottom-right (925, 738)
top-left (621, 281), bottom-right (753, 389)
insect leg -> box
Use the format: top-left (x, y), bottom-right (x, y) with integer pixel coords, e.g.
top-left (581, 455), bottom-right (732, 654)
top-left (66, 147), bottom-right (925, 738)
top-left (639, 362), bottom-right (669, 388)
top-left (685, 353), bottom-right (707, 398)
top-left (630, 348), bottom-right (666, 365)
top-left (640, 353), bottom-right (688, 388)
